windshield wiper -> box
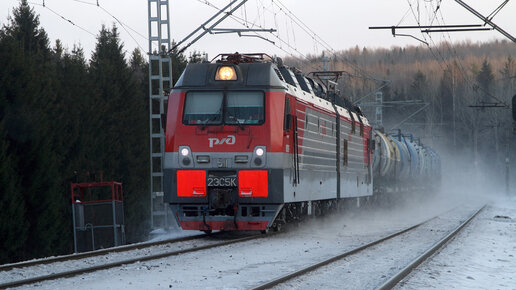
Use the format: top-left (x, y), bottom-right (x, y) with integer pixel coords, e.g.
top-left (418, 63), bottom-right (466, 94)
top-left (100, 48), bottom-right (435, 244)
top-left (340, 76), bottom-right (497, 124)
top-left (200, 114), bottom-right (221, 130)
top-left (235, 119), bottom-right (245, 130)
top-left (226, 114), bottom-right (245, 130)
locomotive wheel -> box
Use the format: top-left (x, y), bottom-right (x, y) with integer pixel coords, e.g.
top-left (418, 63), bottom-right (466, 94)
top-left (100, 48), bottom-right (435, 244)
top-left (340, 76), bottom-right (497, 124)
top-left (260, 229), bottom-right (269, 234)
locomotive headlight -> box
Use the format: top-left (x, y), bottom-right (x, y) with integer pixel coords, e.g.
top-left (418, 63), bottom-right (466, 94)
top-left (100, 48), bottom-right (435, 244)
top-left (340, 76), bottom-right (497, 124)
top-left (255, 148), bottom-right (264, 156)
top-left (252, 146), bottom-right (266, 168)
top-left (179, 146), bottom-right (193, 168)
top-left (215, 66), bottom-right (237, 81)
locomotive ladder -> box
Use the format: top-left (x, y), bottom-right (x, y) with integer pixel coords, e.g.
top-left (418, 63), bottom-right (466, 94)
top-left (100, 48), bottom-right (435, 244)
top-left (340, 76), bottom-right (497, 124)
top-left (148, 0), bottom-right (173, 230)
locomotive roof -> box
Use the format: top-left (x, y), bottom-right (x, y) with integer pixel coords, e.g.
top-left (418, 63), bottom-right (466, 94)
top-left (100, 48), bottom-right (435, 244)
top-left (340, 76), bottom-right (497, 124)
top-left (173, 61), bottom-right (285, 90)
top-left (172, 53), bottom-right (368, 126)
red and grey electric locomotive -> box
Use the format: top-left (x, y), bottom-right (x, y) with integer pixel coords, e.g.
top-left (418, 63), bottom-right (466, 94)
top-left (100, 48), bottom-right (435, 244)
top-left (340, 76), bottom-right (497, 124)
top-left (163, 53), bottom-right (373, 232)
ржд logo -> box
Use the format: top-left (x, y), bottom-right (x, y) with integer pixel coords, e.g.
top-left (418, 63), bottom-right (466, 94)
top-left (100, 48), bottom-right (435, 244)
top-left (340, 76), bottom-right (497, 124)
top-left (208, 135), bottom-right (236, 148)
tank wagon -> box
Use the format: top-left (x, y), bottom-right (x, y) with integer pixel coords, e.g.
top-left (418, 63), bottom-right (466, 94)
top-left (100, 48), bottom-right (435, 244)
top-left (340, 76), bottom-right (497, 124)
top-left (163, 53), bottom-right (374, 232)
top-left (372, 130), bottom-right (441, 194)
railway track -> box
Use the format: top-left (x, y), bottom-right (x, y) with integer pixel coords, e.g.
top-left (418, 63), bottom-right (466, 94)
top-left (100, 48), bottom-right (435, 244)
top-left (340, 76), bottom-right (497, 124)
top-left (0, 233), bottom-right (208, 272)
top-left (250, 205), bottom-right (485, 290)
top-left (0, 232), bottom-right (265, 289)
top-left (377, 205), bottom-right (485, 290)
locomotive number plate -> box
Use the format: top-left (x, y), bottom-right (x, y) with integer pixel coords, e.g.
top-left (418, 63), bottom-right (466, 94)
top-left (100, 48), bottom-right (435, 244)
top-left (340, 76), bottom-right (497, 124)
top-left (207, 176), bottom-right (237, 187)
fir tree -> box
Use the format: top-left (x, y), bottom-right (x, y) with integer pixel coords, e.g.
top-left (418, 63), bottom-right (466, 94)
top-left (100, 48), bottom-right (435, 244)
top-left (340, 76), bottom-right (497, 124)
top-left (476, 59), bottom-right (495, 102)
top-left (170, 40), bottom-right (188, 85)
top-left (0, 0), bottom-right (69, 259)
top-left (500, 55), bottom-right (515, 97)
top-left (89, 25), bottom-right (149, 242)
top-left (408, 70), bottom-right (429, 124)
top-left (0, 120), bottom-right (28, 264)
top-left (439, 67), bottom-right (454, 125)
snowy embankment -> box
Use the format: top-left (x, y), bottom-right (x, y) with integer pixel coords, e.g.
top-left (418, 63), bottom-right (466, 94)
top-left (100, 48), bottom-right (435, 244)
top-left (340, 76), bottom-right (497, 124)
top-left (9, 190), bottom-right (507, 290)
top-left (397, 196), bottom-right (516, 289)
top-left (5, 191), bottom-right (515, 289)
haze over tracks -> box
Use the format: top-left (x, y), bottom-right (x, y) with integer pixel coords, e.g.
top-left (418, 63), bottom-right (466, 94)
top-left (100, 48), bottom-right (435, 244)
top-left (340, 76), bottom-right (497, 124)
top-left (10, 191), bottom-right (486, 289)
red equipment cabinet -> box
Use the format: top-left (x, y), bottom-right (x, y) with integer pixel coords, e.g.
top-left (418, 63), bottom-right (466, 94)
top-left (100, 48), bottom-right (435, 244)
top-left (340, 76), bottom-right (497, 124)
top-left (71, 180), bottom-right (125, 253)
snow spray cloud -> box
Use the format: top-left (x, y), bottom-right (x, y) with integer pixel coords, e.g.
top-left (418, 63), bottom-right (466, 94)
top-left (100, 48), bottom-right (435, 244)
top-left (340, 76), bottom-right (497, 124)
top-left (438, 144), bottom-right (503, 204)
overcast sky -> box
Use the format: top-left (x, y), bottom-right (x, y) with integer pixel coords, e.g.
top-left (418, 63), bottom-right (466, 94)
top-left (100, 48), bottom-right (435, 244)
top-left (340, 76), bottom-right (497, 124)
top-left (1, 0), bottom-right (514, 61)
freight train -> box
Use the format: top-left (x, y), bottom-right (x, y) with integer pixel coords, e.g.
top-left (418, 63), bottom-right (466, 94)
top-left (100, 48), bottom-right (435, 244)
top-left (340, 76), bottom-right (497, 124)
top-left (372, 130), bottom-right (441, 194)
top-left (163, 53), bottom-right (440, 233)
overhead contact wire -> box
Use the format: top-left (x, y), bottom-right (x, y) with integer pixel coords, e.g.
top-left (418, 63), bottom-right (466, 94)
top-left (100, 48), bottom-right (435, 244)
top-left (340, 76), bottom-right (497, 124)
top-left (27, 1), bottom-right (96, 37)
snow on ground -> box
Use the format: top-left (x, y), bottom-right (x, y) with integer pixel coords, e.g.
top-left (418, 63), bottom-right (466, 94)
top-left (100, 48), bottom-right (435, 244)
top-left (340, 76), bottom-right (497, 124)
top-left (6, 190), bottom-right (484, 290)
top-left (0, 236), bottom-right (226, 285)
top-left (5, 190), bottom-right (515, 290)
top-left (272, 201), bottom-right (482, 290)
top-left (398, 195), bottom-right (516, 290)
top-left (148, 227), bottom-right (200, 242)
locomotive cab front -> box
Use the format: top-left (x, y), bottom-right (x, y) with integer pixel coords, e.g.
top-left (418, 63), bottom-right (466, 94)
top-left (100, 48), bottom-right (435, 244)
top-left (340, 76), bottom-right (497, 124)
top-left (163, 54), bottom-right (286, 232)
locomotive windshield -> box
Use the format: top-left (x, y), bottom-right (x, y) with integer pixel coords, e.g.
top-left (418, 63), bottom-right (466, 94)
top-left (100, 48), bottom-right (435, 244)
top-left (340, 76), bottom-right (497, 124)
top-left (183, 91), bottom-right (264, 125)
top-left (225, 92), bottom-right (264, 125)
top-left (183, 92), bottom-right (223, 125)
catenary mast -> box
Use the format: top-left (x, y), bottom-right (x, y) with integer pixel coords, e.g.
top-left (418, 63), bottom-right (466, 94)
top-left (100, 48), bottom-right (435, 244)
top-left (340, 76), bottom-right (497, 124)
top-left (148, 0), bottom-right (173, 229)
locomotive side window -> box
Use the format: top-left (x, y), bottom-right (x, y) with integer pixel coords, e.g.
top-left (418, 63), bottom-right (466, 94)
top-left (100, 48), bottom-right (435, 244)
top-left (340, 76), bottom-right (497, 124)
top-left (183, 92), bottom-right (223, 125)
top-left (225, 92), bottom-right (264, 125)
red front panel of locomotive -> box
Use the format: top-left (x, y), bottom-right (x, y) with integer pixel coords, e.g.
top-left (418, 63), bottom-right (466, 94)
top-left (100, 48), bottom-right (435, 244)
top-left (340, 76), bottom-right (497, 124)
top-left (166, 90), bottom-right (285, 155)
top-left (163, 86), bottom-right (286, 231)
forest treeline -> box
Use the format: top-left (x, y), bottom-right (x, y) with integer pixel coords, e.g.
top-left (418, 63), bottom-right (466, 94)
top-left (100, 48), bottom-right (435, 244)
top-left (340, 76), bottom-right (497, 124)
top-left (287, 40), bottom-right (516, 177)
top-left (0, 2), bottom-right (190, 264)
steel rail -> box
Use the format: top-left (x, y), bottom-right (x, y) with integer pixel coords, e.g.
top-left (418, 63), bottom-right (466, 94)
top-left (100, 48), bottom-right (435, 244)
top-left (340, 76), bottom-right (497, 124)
top-left (0, 234), bottom-right (263, 289)
top-left (249, 204), bottom-right (473, 290)
top-left (376, 205), bottom-right (486, 290)
top-left (250, 219), bottom-right (427, 290)
top-left (0, 233), bottom-right (210, 272)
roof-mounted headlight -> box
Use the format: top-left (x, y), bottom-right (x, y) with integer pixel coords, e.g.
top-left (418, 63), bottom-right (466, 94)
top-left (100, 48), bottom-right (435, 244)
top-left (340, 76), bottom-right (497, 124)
top-left (215, 66), bottom-right (237, 81)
